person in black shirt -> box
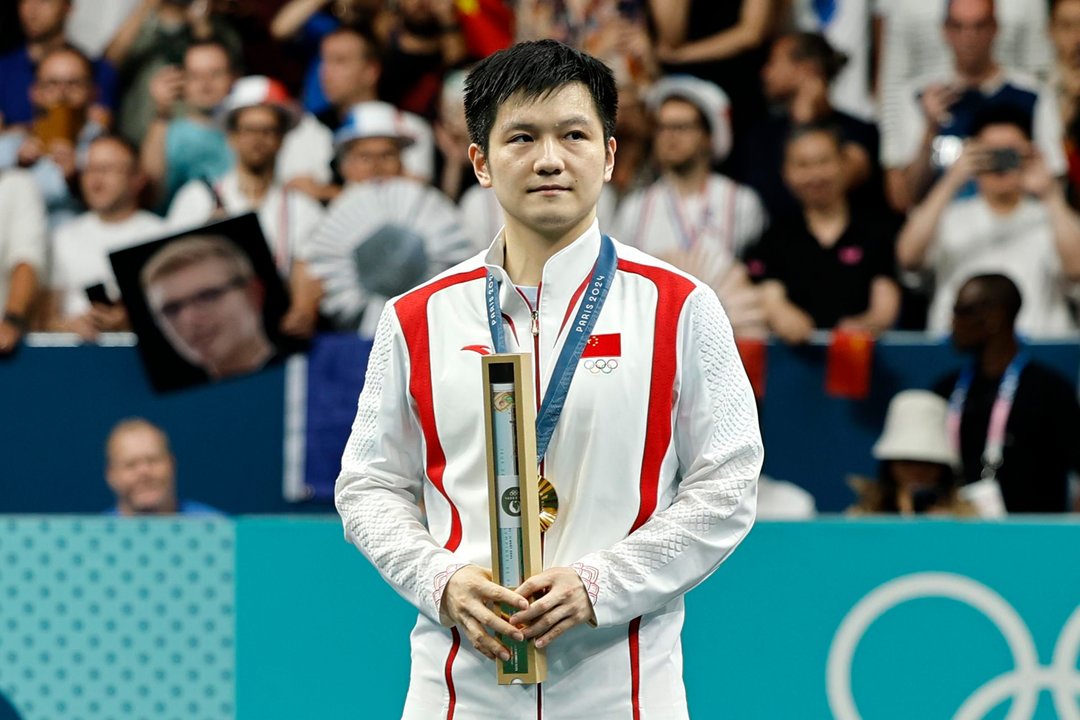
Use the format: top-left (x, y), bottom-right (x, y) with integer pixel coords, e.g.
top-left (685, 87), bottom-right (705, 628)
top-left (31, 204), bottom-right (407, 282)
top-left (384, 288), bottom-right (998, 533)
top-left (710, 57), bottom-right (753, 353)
top-left (734, 31), bottom-right (886, 221)
top-left (932, 274), bottom-right (1080, 513)
top-left (745, 123), bottom-right (900, 343)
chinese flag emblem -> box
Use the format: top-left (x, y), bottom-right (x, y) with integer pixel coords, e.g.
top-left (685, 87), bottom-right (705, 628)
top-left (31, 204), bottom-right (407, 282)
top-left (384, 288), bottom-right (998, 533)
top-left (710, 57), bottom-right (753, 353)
top-left (825, 329), bottom-right (874, 400)
top-left (581, 333), bottom-right (621, 358)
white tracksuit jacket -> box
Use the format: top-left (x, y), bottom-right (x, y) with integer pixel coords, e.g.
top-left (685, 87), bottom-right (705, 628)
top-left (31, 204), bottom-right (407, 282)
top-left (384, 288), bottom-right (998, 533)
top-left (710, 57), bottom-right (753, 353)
top-left (336, 220), bottom-right (763, 719)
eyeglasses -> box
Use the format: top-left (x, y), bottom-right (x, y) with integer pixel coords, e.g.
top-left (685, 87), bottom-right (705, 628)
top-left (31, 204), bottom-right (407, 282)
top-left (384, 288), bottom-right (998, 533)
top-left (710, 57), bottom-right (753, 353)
top-left (153, 277), bottom-right (247, 320)
top-left (37, 77), bottom-right (90, 91)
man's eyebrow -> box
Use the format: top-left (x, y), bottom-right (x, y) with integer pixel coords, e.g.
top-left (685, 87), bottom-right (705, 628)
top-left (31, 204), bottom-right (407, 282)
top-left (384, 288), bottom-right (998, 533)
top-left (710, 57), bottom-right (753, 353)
top-left (498, 115), bottom-right (594, 133)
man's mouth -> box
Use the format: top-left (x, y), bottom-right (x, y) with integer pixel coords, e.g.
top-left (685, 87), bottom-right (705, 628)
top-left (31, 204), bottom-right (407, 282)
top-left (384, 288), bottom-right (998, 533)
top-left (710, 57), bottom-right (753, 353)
top-left (529, 185), bottom-right (569, 195)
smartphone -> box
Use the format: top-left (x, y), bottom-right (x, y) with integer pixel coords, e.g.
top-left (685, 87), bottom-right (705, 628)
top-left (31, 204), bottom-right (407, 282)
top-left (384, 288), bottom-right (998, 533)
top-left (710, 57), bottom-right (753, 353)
top-left (986, 148), bottom-right (1021, 174)
top-left (85, 283), bottom-right (115, 306)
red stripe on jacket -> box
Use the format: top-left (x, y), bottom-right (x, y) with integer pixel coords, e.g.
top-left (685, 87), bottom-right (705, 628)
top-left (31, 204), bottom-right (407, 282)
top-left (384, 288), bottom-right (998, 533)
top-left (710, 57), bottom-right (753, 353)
top-left (616, 259), bottom-right (696, 720)
top-left (394, 268), bottom-right (486, 552)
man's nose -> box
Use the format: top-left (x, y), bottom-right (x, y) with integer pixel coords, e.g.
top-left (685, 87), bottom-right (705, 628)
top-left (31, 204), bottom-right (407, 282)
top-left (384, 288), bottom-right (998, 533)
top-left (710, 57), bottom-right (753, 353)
top-left (534, 137), bottom-right (565, 175)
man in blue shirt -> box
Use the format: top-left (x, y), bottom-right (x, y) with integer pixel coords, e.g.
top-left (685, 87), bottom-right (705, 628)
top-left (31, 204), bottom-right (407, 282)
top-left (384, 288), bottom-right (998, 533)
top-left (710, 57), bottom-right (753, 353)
top-left (0, 0), bottom-right (117, 127)
top-left (104, 418), bottom-right (222, 517)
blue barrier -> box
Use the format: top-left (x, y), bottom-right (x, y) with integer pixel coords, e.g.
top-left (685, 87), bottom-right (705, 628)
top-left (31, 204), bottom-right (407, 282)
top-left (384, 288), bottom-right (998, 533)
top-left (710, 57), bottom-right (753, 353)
top-left (2, 334), bottom-right (1077, 513)
top-left (1, 517), bottom-right (1077, 719)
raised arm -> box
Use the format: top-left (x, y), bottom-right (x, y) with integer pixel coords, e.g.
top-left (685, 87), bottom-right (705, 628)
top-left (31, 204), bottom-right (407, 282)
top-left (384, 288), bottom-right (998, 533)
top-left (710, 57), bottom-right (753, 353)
top-left (896, 145), bottom-right (975, 270)
top-left (269, 0), bottom-right (328, 40)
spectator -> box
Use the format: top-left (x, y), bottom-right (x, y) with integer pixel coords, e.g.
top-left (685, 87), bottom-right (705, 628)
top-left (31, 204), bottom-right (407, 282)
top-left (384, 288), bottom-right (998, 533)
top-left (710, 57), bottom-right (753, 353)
top-left (104, 417), bottom-right (221, 516)
top-left (334, 101), bottom-right (414, 186)
top-left (44, 135), bottom-right (163, 337)
top-left (141, 39), bottom-right (235, 209)
top-left (881, 0), bottom-right (1063, 211)
top-left (142, 235), bottom-right (279, 379)
top-left (736, 31), bottom-right (883, 220)
top-left (613, 75), bottom-right (767, 337)
top-left (1051, 0), bottom-right (1080, 204)
top-left (878, 0), bottom-right (1052, 209)
top-left (376, 0), bottom-right (468, 119)
top-left (0, 46), bottom-right (106, 229)
top-left (167, 76), bottom-right (325, 340)
top-left (104, 0), bottom-right (242, 144)
top-left (0, 169), bottom-right (46, 355)
top-left (746, 123), bottom-right (900, 343)
top-left (932, 273), bottom-right (1080, 514)
top-left (650, 0), bottom-right (777, 141)
top-left (848, 390), bottom-right (969, 516)
top-left (313, 25), bottom-right (380, 128)
top-left (433, 70), bottom-right (475, 202)
top-left (0, 0), bottom-right (118, 127)
top-left (786, 0), bottom-right (874, 121)
top-left (896, 105), bottom-right (1080, 337)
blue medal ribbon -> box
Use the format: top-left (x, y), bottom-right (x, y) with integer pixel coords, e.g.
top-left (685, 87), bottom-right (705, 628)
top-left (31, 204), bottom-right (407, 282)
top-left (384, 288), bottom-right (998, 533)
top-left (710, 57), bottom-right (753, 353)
top-left (947, 348), bottom-right (1028, 477)
top-left (486, 234), bottom-right (617, 460)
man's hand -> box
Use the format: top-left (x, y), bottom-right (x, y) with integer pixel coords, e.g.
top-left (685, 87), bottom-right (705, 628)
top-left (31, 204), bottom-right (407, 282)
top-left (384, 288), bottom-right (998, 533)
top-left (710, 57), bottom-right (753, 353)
top-left (509, 567), bottom-right (596, 650)
top-left (279, 304), bottom-right (318, 339)
top-left (149, 65), bottom-right (184, 118)
top-left (920, 83), bottom-right (960, 128)
top-left (88, 302), bottom-right (130, 332)
top-left (0, 319), bottom-right (23, 355)
top-left (16, 136), bottom-right (44, 168)
top-left (770, 304), bottom-right (815, 345)
top-left (1021, 150), bottom-right (1055, 200)
top-left (440, 565), bottom-right (527, 661)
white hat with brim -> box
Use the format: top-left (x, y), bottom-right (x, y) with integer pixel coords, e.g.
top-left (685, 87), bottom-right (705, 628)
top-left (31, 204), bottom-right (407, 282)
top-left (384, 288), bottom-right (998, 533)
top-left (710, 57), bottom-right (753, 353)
top-left (646, 75), bottom-right (733, 162)
top-left (334, 101), bottom-right (417, 154)
top-left (222, 75), bottom-right (299, 131)
top-left (872, 390), bottom-right (959, 467)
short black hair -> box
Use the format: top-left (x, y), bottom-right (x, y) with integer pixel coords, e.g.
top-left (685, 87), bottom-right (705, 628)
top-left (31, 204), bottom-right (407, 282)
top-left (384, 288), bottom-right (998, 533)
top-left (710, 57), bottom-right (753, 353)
top-left (785, 120), bottom-right (844, 153)
top-left (185, 38), bottom-right (239, 74)
top-left (464, 39), bottom-right (618, 154)
top-left (969, 103), bottom-right (1033, 140)
top-left (966, 273), bottom-right (1023, 322)
top-left (225, 105), bottom-right (290, 135)
top-left (323, 24), bottom-right (382, 63)
top-left (786, 32), bottom-right (849, 84)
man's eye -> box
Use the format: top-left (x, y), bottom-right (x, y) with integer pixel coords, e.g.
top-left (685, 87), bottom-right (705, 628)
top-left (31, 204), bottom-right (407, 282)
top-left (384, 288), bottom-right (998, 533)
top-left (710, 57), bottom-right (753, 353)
top-left (509, 134), bottom-right (532, 143)
top-left (567, 131), bottom-right (586, 140)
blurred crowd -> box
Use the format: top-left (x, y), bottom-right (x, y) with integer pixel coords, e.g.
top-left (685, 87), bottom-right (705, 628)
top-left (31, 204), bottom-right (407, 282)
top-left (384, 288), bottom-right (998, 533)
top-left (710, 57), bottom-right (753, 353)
top-left (2, 0), bottom-right (1080, 516)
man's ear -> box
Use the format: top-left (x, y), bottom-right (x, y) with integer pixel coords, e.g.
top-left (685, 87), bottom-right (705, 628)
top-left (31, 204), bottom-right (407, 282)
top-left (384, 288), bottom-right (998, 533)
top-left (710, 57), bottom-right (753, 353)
top-left (603, 136), bottom-right (617, 182)
top-left (469, 143), bottom-right (493, 188)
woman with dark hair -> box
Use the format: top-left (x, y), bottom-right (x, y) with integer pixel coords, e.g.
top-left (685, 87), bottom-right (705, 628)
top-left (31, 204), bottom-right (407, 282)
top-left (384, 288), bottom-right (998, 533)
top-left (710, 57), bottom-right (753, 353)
top-left (850, 389), bottom-right (972, 515)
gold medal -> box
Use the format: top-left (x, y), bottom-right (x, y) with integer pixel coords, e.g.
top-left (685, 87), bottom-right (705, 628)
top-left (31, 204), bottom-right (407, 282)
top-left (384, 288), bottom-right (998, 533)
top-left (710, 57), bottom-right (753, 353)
top-left (538, 476), bottom-right (559, 532)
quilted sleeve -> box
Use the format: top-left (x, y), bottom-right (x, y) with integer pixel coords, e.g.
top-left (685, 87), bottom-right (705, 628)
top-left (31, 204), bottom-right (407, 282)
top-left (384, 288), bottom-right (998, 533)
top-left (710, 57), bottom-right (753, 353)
top-left (575, 286), bottom-right (762, 627)
top-left (335, 305), bottom-right (465, 624)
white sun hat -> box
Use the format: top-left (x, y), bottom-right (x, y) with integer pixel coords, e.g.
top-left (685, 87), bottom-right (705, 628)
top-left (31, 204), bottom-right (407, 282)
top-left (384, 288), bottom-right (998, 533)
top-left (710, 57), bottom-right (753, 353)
top-left (872, 390), bottom-right (959, 467)
top-left (333, 101), bottom-right (417, 152)
top-left (222, 75), bottom-right (299, 130)
top-left (647, 74), bottom-right (733, 162)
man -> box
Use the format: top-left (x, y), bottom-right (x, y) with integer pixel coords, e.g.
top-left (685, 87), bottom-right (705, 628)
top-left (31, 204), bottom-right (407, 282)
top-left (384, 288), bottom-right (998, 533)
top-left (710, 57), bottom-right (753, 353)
top-left (45, 134), bottom-right (163, 337)
top-left (167, 76), bottom-right (325, 340)
top-left (747, 123), bottom-right (901, 343)
top-left (317, 26), bottom-right (435, 184)
top-left (333, 101), bottom-right (414, 186)
top-left (613, 75), bottom-right (767, 337)
top-left (335, 40), bottom-right (761, 718)
top-left (1, 45), bottom-right (105, 229)
top-left (141, 39), bottom-right (236, 208)
top-left (142, 234), bottom-right (276, 380)
top-left (933, 274), bottom-right (1080, 513)
top-left (0, 0), bottom-right (117, 126)
top-left (738, 31), bottom-right (884, 220)
top-left (883, 0), bottom-right (1065, 211)
top-left (105, 417), bottom-right (220, 516)
top-left (0, 169), bottom-right (46, 355)
top-left (896, 105), bottom-right (1080, 337)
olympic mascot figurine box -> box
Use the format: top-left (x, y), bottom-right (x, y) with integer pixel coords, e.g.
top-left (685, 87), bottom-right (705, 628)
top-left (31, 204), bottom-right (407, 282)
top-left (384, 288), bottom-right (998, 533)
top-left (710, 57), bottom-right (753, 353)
top-left (481, 353), bottom-right (547, 684)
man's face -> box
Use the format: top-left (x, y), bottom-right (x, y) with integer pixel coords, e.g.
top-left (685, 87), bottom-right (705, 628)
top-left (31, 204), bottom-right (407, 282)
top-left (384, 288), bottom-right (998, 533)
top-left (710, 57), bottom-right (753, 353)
top-left (950, 280), bottom-right (998, 351)
top-left (320, 33), bottom-right (377, 107)
top-left (653, 98), bottom-right (710, 173)
top-left (18, 0), bottom-right (69, 42)
top-left (340, 137), bottom-right (404, 183)
top-left (783, 131), bottom-right (846, 208)
top-left (1052, 0), bottom-right (1080, 68)
top-left (944, 0), bottom-right (997, 74)
top-left (81, 139), bottom-right (139, 214)
top-left (471, 82), bottom-right (615, 242)
top-left (229, 106), bottom-right (284, 173)
top-left (762, 37), bottom-right (801, 102)
top-left (184, 45), bottom-right (233, 112)
top-left (973, 123), bottom-right (1029, 201)
top-left (106, 426), bottom-right (176, 515)
top-left (32, 51), bottom-right (93, 110)
top-left (146, 258), bottom-right (266, 373)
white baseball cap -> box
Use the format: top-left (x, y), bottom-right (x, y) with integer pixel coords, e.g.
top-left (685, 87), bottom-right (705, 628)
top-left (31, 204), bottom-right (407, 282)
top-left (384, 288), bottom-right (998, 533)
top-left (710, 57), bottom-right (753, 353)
top-left (334, 101), bottom-right (417, 152)
top-left (872, 390), bottom-right (959, 467)
top-left (647, 75), bottom-right (733, 162)
top-left (222, 75), bottom-right (298, 131)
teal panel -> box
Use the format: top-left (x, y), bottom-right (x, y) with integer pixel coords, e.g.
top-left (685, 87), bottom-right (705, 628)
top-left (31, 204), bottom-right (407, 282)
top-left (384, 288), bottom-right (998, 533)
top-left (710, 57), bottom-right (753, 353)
top-left (234, 518), bottom-right (413, 720)
top-left (0, 518), bottom-right (235, 720)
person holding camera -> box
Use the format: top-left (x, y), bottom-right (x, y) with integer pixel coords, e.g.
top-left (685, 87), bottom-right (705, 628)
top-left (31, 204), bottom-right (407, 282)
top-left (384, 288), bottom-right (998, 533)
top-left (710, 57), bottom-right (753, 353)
top-left (897, 105), bottom-right (1080, 337)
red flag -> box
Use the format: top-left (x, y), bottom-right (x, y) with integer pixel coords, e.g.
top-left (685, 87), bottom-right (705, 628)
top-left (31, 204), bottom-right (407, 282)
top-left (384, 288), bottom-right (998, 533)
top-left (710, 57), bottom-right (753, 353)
top-left (581, 333), bottom-right (621, 358)
top-left (825, 329), bottom-right (874, 400)
top-left (456, 0), bottom-right (514, 59)
top-left (736, 337), bottom-right (767, 399)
